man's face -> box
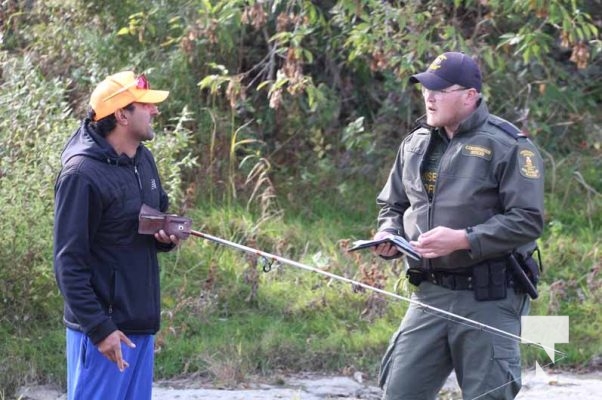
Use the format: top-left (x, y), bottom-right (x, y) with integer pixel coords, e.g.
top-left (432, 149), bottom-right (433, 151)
top-left (421, 85), bottom-right (470, 128)
top-left (125, 102), bottom-right (159, 142)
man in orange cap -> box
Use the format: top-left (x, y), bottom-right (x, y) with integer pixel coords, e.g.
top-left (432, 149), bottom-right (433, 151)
top-left (54, 71), bottom-right (178, 399)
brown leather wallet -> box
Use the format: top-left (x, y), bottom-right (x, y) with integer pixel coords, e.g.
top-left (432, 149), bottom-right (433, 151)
top-left (138, 203), bottom-right (192, 240)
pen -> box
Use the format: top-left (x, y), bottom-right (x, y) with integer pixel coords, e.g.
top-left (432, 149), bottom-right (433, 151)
top-left (415, 224), bottom-right (423, 235)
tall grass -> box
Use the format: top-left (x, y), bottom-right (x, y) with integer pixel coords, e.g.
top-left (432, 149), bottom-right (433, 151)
top-left (153, 193), bottom-right (410, 384)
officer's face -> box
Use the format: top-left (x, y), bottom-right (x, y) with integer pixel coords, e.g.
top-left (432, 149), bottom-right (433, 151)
top-left (422, 85), bottom-right (471, 129)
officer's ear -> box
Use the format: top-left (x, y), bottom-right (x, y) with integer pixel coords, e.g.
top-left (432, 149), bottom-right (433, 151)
top-left (466, 88), bottom-right (479, 97)
top-left (465, 88), bottom-right (480, 105)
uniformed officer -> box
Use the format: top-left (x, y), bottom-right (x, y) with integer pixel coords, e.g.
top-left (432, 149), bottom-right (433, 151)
top-left (374, 52), bottom-right (545, 399)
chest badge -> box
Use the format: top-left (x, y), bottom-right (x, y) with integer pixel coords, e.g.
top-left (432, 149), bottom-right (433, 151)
top-left (462, 144), bottom-right (492, 160)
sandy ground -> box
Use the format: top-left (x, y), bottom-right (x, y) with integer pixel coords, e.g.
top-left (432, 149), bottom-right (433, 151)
top-left (16, 369), bottom-right (602, 400)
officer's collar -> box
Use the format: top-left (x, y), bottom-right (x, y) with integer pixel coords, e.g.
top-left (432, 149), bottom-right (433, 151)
top-left (454, 98), bottom-right (489, 136)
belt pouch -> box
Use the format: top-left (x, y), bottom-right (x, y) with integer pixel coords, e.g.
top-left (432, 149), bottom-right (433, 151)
top-left (406, 269), bottom-right (425, 286)
top-left (473, 260), bottom-right (507, 301)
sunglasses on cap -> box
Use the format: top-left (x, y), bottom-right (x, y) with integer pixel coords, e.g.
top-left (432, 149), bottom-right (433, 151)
top-left (102, 74), bottom-right (150, 102)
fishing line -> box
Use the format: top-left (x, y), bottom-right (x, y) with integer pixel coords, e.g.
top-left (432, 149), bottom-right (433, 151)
top-left (190, 229), bottom-right (565, 361)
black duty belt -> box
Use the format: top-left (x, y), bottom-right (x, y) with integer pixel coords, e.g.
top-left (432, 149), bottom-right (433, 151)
top-left (415, 270), bottom-right (517, 291)
top-left (424, 271), bottom-right (473, 290)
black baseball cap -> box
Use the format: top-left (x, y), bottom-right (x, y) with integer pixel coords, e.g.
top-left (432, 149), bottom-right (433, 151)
top-left (409, 52), bottom-right (482, 92)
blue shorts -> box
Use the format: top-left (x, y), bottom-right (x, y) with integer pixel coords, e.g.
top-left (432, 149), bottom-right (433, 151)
top-left (66, 328), bottom-right (154, 400)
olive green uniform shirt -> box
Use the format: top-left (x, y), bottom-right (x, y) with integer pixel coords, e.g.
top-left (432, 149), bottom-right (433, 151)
top-left (377, 99), bottom-right (544, 271)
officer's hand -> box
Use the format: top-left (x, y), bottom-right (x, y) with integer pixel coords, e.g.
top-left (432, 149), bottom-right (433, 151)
top-left (372, 231), bottom-right (399, 258)
top-left (154, 229), bottom-right (180, 246)
top-left (97, 330), bottom-right (136, 372)
top-left (410, 226), bottom-right (469, 258)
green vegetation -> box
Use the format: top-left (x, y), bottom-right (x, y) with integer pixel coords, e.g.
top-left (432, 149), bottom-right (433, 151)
top-left (1, 0), bottom-right (600, 396)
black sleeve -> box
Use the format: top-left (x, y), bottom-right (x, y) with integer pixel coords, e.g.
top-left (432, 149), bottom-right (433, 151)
top-left (53, 172), bottom-right (117, 344)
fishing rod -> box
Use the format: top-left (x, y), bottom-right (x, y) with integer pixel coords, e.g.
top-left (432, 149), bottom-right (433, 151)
top-left (137, 203), bottom-right (564, 360)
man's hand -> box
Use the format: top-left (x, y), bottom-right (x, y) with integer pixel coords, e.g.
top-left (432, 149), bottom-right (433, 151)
top-left (154, 229), bottom-right (180, 246)
top-left (97, 330), bottom-right (136, 372)
top-left (410, 226), bottom-right (470, 258)
top-left (372, 231), bottom-right (399, 258)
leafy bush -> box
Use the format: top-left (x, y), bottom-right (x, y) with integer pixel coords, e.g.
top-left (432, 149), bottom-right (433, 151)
top-left (0, 54), bottom-right (69, 323)
top-left (0, 54), bottom-right (69, 393)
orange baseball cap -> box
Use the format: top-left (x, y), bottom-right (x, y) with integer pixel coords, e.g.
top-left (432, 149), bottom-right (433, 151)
top-left (89, 71), bottom-right (169, 121)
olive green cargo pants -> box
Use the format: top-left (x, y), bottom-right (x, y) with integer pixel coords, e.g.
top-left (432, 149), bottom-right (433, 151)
top-left (379, 282), bottom-right (530, 400)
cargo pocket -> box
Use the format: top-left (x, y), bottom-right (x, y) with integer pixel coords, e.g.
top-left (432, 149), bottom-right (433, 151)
top-left (378, 328), bottom-right (403, 389)
top-left (489, 343), bottom-right (522, 398)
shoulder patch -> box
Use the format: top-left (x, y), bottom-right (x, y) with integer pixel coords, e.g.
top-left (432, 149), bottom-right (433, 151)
top-left (488, 118), bottom-right (522, 140)
top-left (518, 148), bottom-right (541, 179)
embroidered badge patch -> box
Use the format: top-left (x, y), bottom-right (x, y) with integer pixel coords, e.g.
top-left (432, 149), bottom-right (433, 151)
top-left (518, 149), bottom-right (540, 179)
top-left (428, 54), bottom-right (447, 71)
top-left (462, 144), bottom-right (492, 160)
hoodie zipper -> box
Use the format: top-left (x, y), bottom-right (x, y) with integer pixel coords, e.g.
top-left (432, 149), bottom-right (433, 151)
top-left (135, 159), bottom-right (159, 328)
top-left (109, 267), bottom-right (116, 316)
top-left (134, 163), bottom-right (145, 204)
top-left (134, 165), bottom-right (142, 191)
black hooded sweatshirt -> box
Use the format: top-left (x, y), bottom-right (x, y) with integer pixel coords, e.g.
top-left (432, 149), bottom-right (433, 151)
top-left (54, 118), bottom-right (173, 345)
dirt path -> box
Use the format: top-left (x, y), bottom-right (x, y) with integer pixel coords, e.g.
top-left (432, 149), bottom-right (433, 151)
top-left (16, 370), bottom-right (602, 400)
top-left (514, 370), bottom-right (602, 399)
